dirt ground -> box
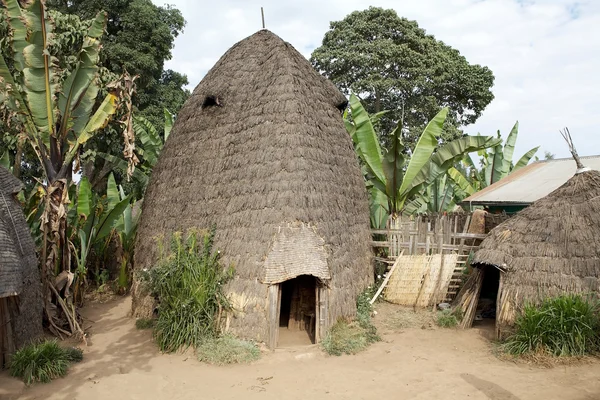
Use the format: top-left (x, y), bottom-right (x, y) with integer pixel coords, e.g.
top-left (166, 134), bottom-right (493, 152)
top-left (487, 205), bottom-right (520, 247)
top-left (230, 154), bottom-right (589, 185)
top-left (2, 297), bottom-right (600, 400)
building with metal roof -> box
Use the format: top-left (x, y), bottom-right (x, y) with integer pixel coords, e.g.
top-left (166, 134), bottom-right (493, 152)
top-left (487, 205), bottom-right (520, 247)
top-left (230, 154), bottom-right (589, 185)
top-left (461, 155), bottom-right (600, 213)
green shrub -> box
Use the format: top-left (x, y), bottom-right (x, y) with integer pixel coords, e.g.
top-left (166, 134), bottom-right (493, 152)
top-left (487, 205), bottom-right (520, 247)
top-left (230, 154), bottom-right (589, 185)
top-left (436, 308), bottom-right (462, 328)
top-left (322, 287), bottom-right (380, 356)
top-left (9, 340), bottom-right (83, 385)
top-left (135, 318), bottom-right (155, 330)
top-left (503, 294), bottom-right (600, 357)
top-left (142, 228), bottom-right (234, 352)
top-left (196, 335), bottom-right (260, 365)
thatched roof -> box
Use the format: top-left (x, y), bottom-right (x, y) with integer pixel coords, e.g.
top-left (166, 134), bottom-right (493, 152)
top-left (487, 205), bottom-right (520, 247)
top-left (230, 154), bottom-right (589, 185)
top-left (473, 169), bottom-right (600, 327)
top-left (0, 166), bottom-right (42, 347)
top-left (133, 30), bottom-right (372, 341)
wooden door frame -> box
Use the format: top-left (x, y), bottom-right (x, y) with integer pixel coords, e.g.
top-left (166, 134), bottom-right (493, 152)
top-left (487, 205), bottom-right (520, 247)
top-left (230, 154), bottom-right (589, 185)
top-left (268, 278), bottom-right (329, 349)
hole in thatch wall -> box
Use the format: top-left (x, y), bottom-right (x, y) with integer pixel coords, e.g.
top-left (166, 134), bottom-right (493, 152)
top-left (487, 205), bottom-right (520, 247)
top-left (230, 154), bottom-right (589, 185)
top-left (335, 99), bottom-right (348, 113)
top-left (202, 95), bottom-right (222, 108)
top-left (278, 275), bottom-right (317, 346)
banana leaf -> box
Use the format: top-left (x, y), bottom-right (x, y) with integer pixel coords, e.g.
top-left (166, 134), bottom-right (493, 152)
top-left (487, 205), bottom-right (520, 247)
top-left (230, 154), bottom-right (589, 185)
top-left (134, 115), bottom-right (162, 167)
top-left (382, 123), bottom-right (405, 209)
top-left (76, 177), bottom-right (93, 218)
top-left (21, 0), bottom-right (56, 137)
top-left (501, 121), bottom-right (519, 176)
top-left (58, 11), bottom-right (107, 140)
top-left (2, 0), bottom-right (27, 72)
top-left (395, 107), bottom-right (448, 211)
top-left (95, 195), bottom-right (132, 241)
top-left (447, 167), bottom-right (476, 196)
top-left (106, 173), bottom-right (120, 211)
top-left (513, 146), bottom-right (540, 172)
top-left (164, 108), bottom-right (174, 141)
top-left (348, 94), bottom-right (385, 188)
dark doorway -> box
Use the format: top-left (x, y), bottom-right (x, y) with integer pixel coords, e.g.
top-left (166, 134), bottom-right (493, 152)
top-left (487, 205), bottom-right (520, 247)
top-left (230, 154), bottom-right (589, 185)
top-left (473, 266), bottom-right (500, 338)
top-left (278, 275), bottom-right (316, 347)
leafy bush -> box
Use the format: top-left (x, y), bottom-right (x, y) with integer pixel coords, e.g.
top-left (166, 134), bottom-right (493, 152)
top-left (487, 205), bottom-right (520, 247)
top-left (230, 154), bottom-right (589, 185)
top-left (142, 229), bottom-right (233, 352)
top-left (503, 295), bottom-right (600, 357)
top-left (9, 341), bottom-right (83, 385)
top-left (196, 335), bottom-right (260, 365)
top-left (322, 287), bottom-right (380, 356)
top-left (135, 318), bottom-right (155, 330)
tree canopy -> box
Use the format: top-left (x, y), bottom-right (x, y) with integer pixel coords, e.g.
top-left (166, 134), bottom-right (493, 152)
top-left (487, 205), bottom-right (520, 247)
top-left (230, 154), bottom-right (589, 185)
top-left (311, 7), bottom-right (495, 146)
top-left (46, 0), bottom-right (190, 128)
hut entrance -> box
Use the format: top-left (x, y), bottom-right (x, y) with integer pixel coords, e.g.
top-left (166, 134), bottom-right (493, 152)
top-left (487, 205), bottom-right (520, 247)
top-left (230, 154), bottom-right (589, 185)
top-left (277, 275), bottom-right (317, 347)
top-left (471, 266), bottom-right (499, 338)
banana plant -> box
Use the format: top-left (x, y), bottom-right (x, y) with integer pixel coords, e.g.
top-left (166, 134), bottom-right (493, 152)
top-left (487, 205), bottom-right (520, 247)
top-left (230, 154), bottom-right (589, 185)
top-left (68, 174), bottom-right (135, 303)
top-left (0, 0), bottom-right (130, 337)
top-left (448, 122), bottom-right (540, 193)
top-left (346, 94), bottom-right (501, 228)
top-left (481, 122), bottom-right (540, 186)
top-left (97, 109), bottom-right (173, 192)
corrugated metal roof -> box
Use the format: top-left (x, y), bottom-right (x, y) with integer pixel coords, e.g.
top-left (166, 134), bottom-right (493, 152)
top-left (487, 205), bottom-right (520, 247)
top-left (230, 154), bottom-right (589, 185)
top-left (462, 155), bottom-right (600, 205)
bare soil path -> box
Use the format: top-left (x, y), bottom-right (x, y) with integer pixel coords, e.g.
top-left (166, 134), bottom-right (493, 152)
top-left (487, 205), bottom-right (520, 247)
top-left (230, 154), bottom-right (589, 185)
top-left (2, 297), bottom-right (600, 400)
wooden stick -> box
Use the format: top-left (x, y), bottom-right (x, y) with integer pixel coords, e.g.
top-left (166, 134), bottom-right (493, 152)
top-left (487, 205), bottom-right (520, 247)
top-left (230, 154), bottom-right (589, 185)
top-left (370, 250), bottom-right (404, 304)
top-left (261, 7), bottom-right (265, 29)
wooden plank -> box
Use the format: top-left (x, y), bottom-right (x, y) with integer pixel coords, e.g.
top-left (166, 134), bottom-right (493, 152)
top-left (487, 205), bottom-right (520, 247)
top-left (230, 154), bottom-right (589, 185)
top-left (373, 256), bottom-right (395, 264)
top-left (370, 250), bottom-right (404, 304)
top-left (369, 241), bottom-right (390, 248)
top-left (314, 285), bottom-right (320, 344)
top-left (268, 285), bottom-right (280, 350)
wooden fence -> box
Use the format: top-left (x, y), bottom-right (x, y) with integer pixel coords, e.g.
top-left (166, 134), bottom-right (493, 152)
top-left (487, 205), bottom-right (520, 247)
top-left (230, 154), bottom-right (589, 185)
top-left (370, 213), bottom-right (494, 302)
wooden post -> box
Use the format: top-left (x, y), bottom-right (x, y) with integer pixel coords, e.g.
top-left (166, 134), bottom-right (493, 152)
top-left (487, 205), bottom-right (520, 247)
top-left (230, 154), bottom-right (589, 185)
top-left (268, 285), bottom-right (280, 350)
top-left (261, 7), bottom-right (265, 29)
top-left (318, 287), bottom-right (329, 342)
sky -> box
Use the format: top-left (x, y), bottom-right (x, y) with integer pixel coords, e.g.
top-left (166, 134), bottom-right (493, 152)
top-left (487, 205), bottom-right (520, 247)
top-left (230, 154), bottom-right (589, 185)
top-left (151, 0), bottom-right (600, 159)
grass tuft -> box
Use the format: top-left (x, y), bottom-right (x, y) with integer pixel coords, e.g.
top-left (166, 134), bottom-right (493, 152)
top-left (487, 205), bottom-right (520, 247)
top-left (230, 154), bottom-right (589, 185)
top-left (135, 318), bottom-right (155, 330)
top-left (322, 286), bottom-right (380, 356)
top-left (502, 294), bottom-right (600, 357)
top-left (9, 340), bottom-right (83, 385)
top-left (436, 308), bottom-right (462, 328)
top-left (141, 228), bottom-right (234, 352)
top-left (196, 335), bottom-right (260, 365)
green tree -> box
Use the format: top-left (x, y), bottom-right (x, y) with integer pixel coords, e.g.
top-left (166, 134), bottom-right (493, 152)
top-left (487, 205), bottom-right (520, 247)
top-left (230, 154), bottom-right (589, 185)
top-left (45, 0), bottom-right (189, 193)
top-left (46, 0), bottom-right (190, 127)
top-left (311, 7), bottom-right (495, 147)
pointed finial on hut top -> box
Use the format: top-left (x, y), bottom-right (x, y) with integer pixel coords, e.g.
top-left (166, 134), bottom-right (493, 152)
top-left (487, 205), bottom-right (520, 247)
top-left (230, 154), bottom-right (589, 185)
top-left (261, 7), bottom-right (266, 30)
top-left (560, 127), bottom-right (589, 173)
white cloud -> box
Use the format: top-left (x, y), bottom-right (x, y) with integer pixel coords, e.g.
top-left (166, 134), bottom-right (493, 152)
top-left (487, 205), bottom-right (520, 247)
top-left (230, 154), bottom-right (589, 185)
top-left (154, 0), bottom-right (600, 159)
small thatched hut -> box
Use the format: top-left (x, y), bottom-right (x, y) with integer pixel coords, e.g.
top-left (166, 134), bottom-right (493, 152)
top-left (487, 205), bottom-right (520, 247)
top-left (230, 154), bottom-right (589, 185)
top-left (458, 154), bottom-right (600, 337)
top-left (0, 166), bottom-right (43, 367)
top-left (132, 30), bottom-right (372, 347)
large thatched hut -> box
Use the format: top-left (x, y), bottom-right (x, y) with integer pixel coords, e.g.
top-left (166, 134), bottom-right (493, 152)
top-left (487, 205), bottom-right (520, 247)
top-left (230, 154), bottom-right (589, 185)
top-left (0, 166), bottom-right (42, 367)
top-left (132, 30), bottom-right (372, 347)
top-left (457, 157), bottom-right (600, 337)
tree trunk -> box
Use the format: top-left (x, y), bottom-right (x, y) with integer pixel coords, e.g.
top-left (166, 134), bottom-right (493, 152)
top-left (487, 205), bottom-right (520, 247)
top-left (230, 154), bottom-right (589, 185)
top-left (41, 179), bottom-right (84, 340)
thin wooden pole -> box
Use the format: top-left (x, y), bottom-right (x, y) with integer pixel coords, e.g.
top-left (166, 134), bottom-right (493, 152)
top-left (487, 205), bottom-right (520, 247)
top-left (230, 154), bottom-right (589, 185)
top-left (370, 250), bottom-right (404, 304)
top-left (261, 7), bottom-right (265, 29)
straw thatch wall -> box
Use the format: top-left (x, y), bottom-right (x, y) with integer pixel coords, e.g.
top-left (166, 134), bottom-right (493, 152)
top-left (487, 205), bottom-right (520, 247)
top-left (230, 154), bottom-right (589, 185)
top-left (132, 30), bottom-right (372, 342)
top-left (0, 167), bottom-right (42, 358)
top-left (473, 170), bottom-right (600, 334)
